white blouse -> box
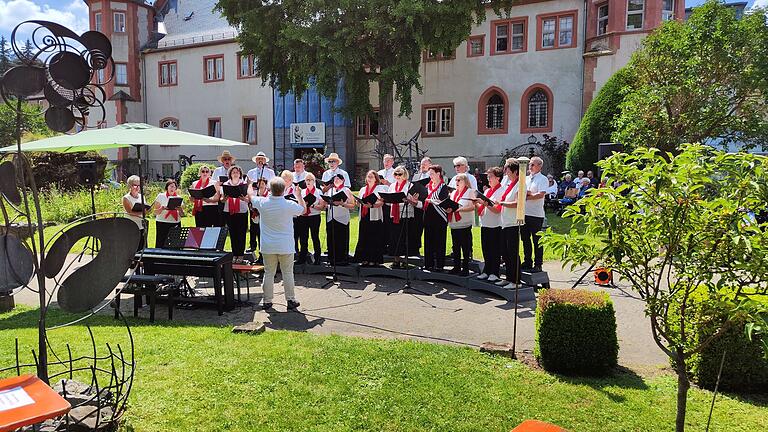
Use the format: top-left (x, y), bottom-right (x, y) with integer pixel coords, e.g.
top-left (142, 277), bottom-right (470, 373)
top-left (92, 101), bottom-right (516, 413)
top-left (123, 193), bottom-right (145, 229)
top-left (154, 193), bottom-right (182, 223)
top-left (326, 187), bottom-right (352, 225)
top-left (223, 180), bottom-right (249, 214)
top-left (447, 187), bottom-right (475, 229)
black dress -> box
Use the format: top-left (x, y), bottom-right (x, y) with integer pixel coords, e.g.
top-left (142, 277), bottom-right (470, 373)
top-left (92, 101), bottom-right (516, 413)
top-left (422, 183), bottom-right (449, 270)
top-left (354, 204), bottom-right (385, 264)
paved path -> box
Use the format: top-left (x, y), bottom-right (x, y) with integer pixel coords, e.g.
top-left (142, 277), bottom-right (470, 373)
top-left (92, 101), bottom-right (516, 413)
top-left (12, 257), bottom-right (668, 369)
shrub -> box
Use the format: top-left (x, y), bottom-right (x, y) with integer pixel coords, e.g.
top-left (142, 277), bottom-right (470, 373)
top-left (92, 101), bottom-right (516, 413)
top-left (28, 151), bottom-right (109, 191)
top-left (535, 289), bottom-right (618, 375)
top-left (566, 67), bottom-right (635, 174)
top-left (180, 163), bottom-right (208, 190)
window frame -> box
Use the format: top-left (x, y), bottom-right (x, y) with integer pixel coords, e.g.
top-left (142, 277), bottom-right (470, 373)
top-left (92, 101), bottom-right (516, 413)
top-left (520, 84), bottom-right (554, 134)
top-left (237, 53), bottom-right (257, 79)
top-left (355, 109), bottom-right (380, 138)
top-left (466, 35), bottom-right (485, 58)
top-left (114, 62), bottom-right (128, 86)
top-left (203, 54), bottom-right (225, 83)
top-left (626, 0), bottom-right (645, 31)
top-left (536, 10), bottom-right (578, 51)
top-left (477, 86), bottom-right (509, 135)
top-left (242, 116), bottom-right (257, 144)
top-left (421, 103), bottom-right (454, 138)
top-left (597, 3), bottom-right (609, 36)
top-left (159, 117), bottom-right (179, 130)
top-left (158, 60), bottom-right (178, 87)
top-left (94, 12), bottom-right (102, 32)
top-left (207, 117), bottom-right (222, 138)
top-left (113, 12), bottom-right (126, 33)
top-left (490, 17), bottom-right (528, 55)
top-left (662, 0), bottom-right (675, 21)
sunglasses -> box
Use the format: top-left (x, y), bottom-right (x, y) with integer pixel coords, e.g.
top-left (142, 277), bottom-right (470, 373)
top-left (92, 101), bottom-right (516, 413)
top-left (201, 170), bottom-right (210, 173)
top-left (394, 172), bottom-right (404, 177)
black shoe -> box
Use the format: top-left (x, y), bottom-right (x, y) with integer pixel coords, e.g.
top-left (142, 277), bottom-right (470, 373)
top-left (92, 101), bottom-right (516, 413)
top-left (521, 262), bottom-right (533, 271)
top-left (532, 265), bottom-right (543, 273)
top-left (262, 302), bottom-right (273, 310)
top-left (459, 269), bottom-right (469, 276)
top-left (449, 266), bottom-right (461, 275)
top-left (296, 257), bottom-right (307, 265)
top-left (424, 266), bottom-right (434, 272)
top-left (287, 300), bottom-right (300, 310)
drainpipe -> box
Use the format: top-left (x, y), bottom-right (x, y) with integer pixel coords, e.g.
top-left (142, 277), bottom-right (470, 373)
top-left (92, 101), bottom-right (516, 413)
top-left (580, 0), bottom-right (588, 116)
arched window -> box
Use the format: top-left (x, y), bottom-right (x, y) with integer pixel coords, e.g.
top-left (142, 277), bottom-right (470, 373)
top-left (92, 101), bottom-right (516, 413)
top-left (520, 84), bottom-right (553, 133)
top-left (160, 118), bottom-right (179, 130)
top-left (477, 86), bottom-right (509, 135)
top-left (527, 90), bottom-right (548, 128)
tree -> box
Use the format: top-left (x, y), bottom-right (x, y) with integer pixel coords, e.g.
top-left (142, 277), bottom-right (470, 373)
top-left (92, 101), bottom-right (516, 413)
top-left (542, 144), bottom-right (768, 432)
top-left (0, 35), bottom-right (11, 75)
top-left (215, 0), bottom-right (514, 149)
top-left (0, 100), bottom-right (54, 148)
top-left (613, 1), bottom-right (768, 153)
top-left (567, 67), bottom-right (634, 173)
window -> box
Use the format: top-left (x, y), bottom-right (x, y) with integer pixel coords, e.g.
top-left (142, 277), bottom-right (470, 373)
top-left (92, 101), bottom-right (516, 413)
top-left (477, 87), bottom-right (509, 135)
top-left (423, 50), bottom-right (455, 62)
top-left (662, 0), bottom-right (674, 21)
top-left (113, 12), bottom-right (125, 33)
top-left (491, 18), bottom-right (527, 55)
top-left (520, 84), bottom-right (554, 133)
top-left (537, 11), bottom-right (577, 50)
top-left (467, 35), bottom-right (484, 57)
top-left (527, 91), bottom-right (548, 128)
top-left (627, 0), bottom-right (644, 30)
top-left (115, 63), bottom-right (128, 85)
top-left (355, 111), bottom-right (379, 137)
top-left (422, 103), bottom-right (454, 137)
top-left (238, 53), bottom-right (257, 78)
top-left (597, 4), bottom-right (609, 36)
top-left (94, 13), bottom-right (102, 32)
top-left (486, 95), bottom-right (505, 130)
top-left (243, 116), bottom-right (257, 144)
top-left (203, 55), bottom-right (224, 82)
top-left (208, 118), bottom-right (221, 138)
top-left (159, 61), bottom-right (177, 86)
top-left (160, 118), bottom-right (178, 130)
top-left (162, 164), bottom-right (174, 179)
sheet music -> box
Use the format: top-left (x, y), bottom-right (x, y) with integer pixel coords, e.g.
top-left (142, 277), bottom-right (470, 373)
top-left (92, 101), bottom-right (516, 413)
top-left (200, 227), bottom-right (221, 249)
top-left (0, 386), bottom-right (34, 411)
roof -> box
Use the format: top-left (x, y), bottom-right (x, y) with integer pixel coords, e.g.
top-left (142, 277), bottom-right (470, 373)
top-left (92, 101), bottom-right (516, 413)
top-left (153, 0), bottom-right (237, 50)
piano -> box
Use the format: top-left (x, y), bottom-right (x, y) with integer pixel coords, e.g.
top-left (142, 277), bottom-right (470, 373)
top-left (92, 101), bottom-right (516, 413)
top-left (136, 248), bottom-right (235, 315)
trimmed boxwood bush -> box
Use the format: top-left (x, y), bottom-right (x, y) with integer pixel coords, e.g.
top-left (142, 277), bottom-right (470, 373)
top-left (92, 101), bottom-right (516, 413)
top-left (535, 289), bottom-right (618, 375)
top-left (180, 163), bottom-right (209, 190)
top-left (566, 67), bottom-right (635, 174)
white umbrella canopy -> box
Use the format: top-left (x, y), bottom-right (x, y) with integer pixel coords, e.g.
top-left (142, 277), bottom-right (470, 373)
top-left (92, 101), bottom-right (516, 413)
top-left (0, 123), bottom-right (249, 153)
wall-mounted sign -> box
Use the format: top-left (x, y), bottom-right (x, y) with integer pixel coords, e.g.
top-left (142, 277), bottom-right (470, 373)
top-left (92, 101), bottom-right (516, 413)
top-left (290, 122), bottom-right (325, 145)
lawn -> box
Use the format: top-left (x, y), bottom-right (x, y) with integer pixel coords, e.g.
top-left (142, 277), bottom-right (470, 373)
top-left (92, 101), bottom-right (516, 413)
top-left (1, 307), bottom-right (766, 432)
top-left (36, 211), bottom-right (575, 262)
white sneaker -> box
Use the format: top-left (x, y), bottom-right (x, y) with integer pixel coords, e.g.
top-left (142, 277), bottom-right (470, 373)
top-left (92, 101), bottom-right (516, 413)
top-left (503, 282), bottom-right (516, 289)
top-left (487, 275), bottom-right (499, 282)
top-left (495, 279), bottom-right (508, 286)
top-left (477, 273), bottom-right (488, 280)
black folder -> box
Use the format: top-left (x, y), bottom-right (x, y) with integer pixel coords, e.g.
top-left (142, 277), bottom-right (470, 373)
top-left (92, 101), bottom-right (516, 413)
top-left (188, 185), bottom-right (217, 199)
top-left (293, 179), bottom-right (307, 189)
top-left (218, 175), bottom-right (228, 183)
top-left (438, 198), bottom-right (460, 212)
top-left (407, 182), bottom-right (428, 201)
top-left (165, 197), bottom-right (183, 210)
top-left (378, 192), bottom-right (406, 204)
top-left (131, 202), bottom-right (151, 212)
top-left (303, 193), bottom-right (317, 206)
top-left (413, 177), bottom-right (430, 187)
top-left (354, 193), bottom-right (379, 206)
top-left (223, 184), bottom-right (248, 198)
top-left (285, 194), bottom-right (298, 202)
top-left (473, 192), bottom-right (495, 206)
top-left (320, 191), bottom-right (348, 204)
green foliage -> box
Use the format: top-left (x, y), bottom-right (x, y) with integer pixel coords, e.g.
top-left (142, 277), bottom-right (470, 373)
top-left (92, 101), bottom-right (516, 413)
top-left (543, 144), bottom-right (768, 429)
top-left (614, 1), bottom-right (768, 153)
top-left (0, 35), bottom-right (11, 74)
top-left (0, 100), bottom-right (55, 148)
top-left (535, 289), bottom-right (618, 374)
top-left (27, 152), bottom-right (108, 191)
top-left (567, 67), bottom-right (634, 172)
top-left (180, 163), bottom-right (208, 190)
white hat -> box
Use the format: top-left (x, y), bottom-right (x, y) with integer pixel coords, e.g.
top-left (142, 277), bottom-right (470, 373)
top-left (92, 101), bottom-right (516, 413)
top-left (324, 152), bottom-right (342, 165)
top-left (217, 150), bottom-right (236, 163)
top-left (251, 151), bottom-right (270, 163)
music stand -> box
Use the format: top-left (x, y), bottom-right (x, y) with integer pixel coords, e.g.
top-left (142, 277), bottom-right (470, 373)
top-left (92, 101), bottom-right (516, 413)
top-left (320, 193), bottom-right (356, 290)
top-left (382, 193), bottom-right (428, 296)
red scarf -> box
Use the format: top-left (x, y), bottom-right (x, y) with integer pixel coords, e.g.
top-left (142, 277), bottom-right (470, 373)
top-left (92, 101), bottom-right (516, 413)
top-left (227, 181), bottom-right (242, 215)
top-left (479, 183), bottom-right (501, 216)
top-left (497, 178), bottom-right (518, 212)
top-left (390, 180), bottom-right (407, 224)
top-left (447, 186), bottom-right (467, 222)
top-left (360, 183), bottom-right (376, 218)
top-left (303, 186), bottom-right (316, 216)
top-left (424, 179), bottom-right (443, 210)
top-left (192, 177), bottom-right (209, 215)
top-left (163, 191), bottom-right (179, 221)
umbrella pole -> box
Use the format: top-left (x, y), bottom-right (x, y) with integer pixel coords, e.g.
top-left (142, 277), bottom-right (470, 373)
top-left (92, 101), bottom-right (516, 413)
top-left (135, 145), bottom-right (147, 248)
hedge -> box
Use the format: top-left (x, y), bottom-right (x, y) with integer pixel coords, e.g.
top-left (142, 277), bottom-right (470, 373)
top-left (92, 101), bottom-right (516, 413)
top-left (535, 289), bottom-right (618, 375)
top-left (180, 163), bottom-right (209, 190)
top-left (566, 67), bottom-right (635, 174)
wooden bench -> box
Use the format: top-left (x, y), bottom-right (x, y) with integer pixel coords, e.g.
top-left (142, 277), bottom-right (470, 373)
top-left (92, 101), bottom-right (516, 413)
top-left (231, 263), bottom-right (264, 302)
top-left (115, 274), bottom-right (176, 322)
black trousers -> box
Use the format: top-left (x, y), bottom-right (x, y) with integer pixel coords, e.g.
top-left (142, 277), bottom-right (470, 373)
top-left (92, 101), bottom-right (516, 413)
top-left (481, 226), bottom-right (502, 276)
top-left (521, 215), bottom-right (545, 267)
top-left (502, 226), bottom-right (521, 283)
top-left (382, 205), bottom-right (392, 251)
top-left (136, 228), bottom-right (146, 252)
top-left (423, 209), bottom-right (447, 270)
top-left (249, 219), bottom-right (260, 253)
top-left (297, 214), bottom-right (322, 262)
top-left (326, 219), bottom-right (350, 265)
top-left (216, 202), bottom-right (226, 227)
top-left (226, 212), bottom-right (248, 257)
top-left (355, 214), bottom-right (384, 264)
top-left (194, 205), bottom-right (218, 227)
top-left (155, 221), bottom-right (180, 249)
top-left (412, 207), bottom-right (424, 253)
top-left (450, 227), bottom-right (472, 269)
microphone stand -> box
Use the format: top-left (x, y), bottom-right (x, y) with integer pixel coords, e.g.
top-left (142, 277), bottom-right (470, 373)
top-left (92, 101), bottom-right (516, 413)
top-left (388, 194), bottom-right (429, 297)
top-left (321, 191), bottom-right (355, 291)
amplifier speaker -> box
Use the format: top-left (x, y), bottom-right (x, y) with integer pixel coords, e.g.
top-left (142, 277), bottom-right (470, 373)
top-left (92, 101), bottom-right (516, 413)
top-left (597, 143), bottom-right (624, 161)
top-left (77, 160), bottom-right (105, 185)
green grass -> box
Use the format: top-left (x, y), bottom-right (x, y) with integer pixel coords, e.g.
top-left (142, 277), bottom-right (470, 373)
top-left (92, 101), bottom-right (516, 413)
top-left (2, 307), bottom-right (766, 431)
top-left (35, 211), bottom-right (575, 262)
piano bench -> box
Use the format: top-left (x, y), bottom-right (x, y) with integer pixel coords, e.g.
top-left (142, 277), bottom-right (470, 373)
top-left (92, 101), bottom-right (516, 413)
top-left (116, 274), bottom-right (176, 322)
top-left (232, 264), bottom-right (264, 303)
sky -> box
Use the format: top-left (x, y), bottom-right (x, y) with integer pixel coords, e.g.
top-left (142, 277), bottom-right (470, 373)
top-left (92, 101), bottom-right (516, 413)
top-left (0, 0), bottom-right (766, 46)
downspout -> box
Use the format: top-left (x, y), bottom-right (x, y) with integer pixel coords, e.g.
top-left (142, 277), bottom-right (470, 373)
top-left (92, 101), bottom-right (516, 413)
top-left (141, 53), bottom-right (150, 177)
top-left (580, 0), bottom-right (588, 116)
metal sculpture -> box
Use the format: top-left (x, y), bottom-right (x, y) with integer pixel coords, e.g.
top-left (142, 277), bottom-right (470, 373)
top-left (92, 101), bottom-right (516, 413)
top-left (0, 21), bottom-right (139, 431)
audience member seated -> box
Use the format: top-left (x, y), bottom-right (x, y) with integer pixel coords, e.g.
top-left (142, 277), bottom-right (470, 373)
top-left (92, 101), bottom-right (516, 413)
top-left (587, 170), bottom-right (600, 188)
top-left (557, 174), bottom-right (575, 198)
top-left (574, 170), bottom-right (586, 190)
top-left (544, 174), bottom-right (559, 211)
top-left (558, 178), bottom-right (592, 213)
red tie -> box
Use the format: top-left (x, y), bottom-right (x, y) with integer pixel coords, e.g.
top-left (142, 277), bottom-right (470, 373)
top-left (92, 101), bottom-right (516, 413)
top-left (479, 184), bottom-right (501, 216)
top-left (164, 192), bottom-right (179, 221)
top-left (360, 184), bottom-right (375, 218)
top-left (447, 187), bottom-right (466, 222)
top-left (192, 178), bottom-right (209, 215)
top-left (390, 180), bottom-right (407, 223)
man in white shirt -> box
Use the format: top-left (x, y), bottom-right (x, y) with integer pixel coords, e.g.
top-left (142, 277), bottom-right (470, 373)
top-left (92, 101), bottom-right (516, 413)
top-left (246, 151), bottom-right (276, 183)
top-left (448, 156), bottom-right (478, 190)
top-left (292, 158), bottom-right (307, 182)
top-left (321, 152), bottom-right (351, 192)
top-left (377, 154), bottom-right (396, 185)
top-left (251, 177), bottom-right (306, 310)
top-left (522, 156), bottom-right (549, 272)
top-left (412, 156), bottom-right (432, 182)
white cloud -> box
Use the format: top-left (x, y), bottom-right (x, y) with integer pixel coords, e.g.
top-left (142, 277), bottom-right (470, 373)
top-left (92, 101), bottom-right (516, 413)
top-left (752, 0), bottom-right (768, 9)
top-left (0, 0), bottom-right (89, 41)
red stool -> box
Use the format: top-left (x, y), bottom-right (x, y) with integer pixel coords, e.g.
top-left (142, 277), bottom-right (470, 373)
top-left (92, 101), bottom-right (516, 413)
top-left (511, 420), bottom-right (568, 432)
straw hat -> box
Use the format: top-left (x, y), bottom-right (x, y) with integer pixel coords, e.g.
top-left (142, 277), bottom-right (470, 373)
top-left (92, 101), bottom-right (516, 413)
top-left (252, 151), bottom-right (270, 164)
top-left (324, 152), bottom-right (342, 165)
top-left (217, 150), bottom-right (236, 163)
